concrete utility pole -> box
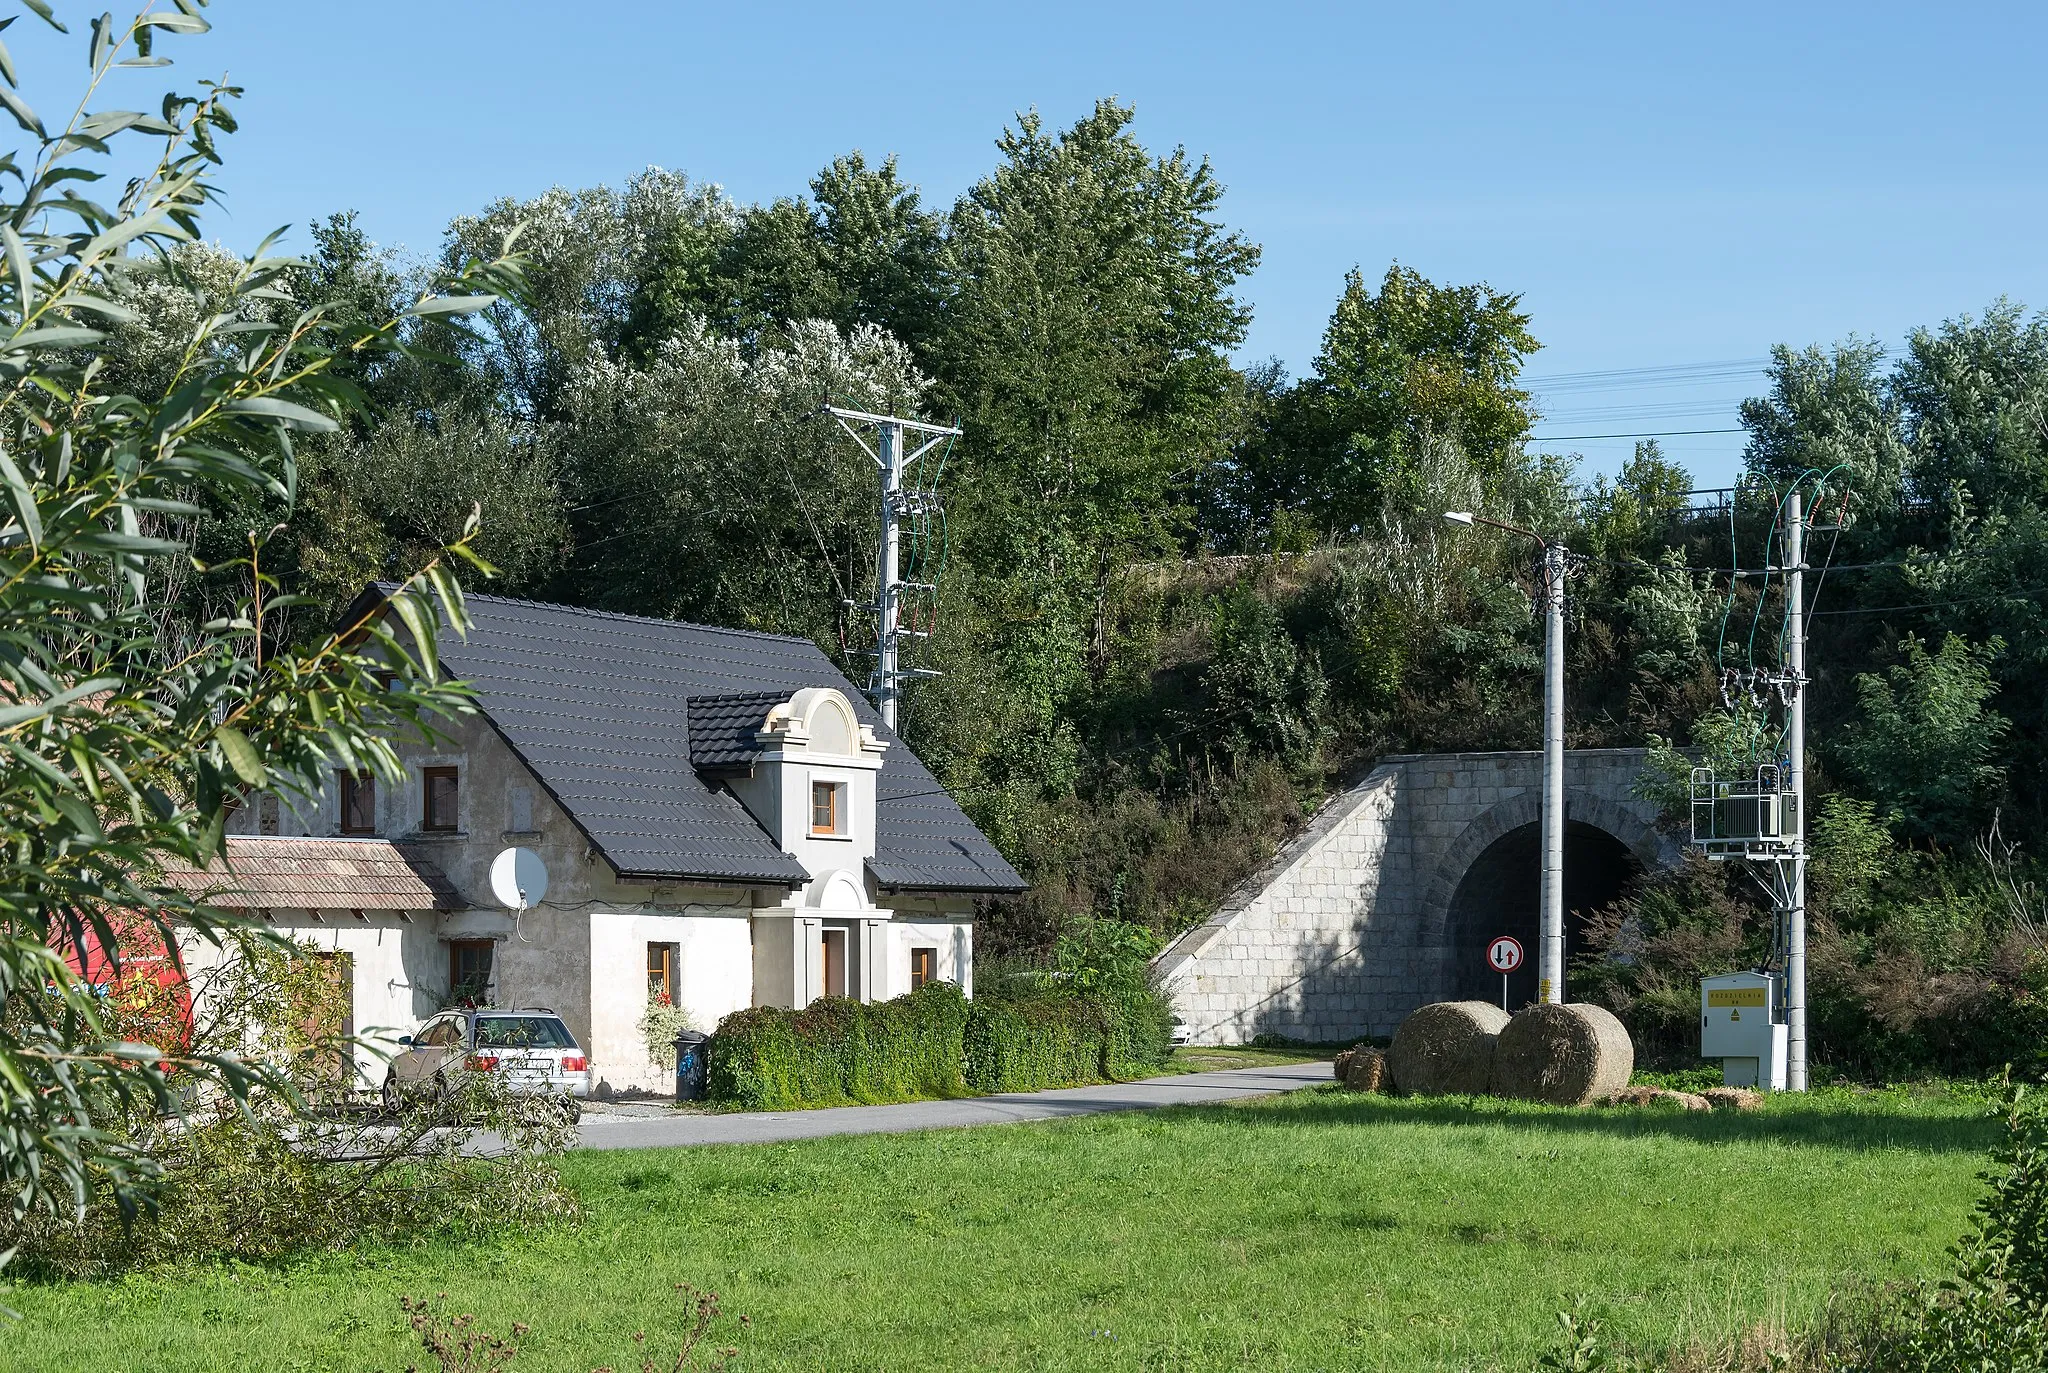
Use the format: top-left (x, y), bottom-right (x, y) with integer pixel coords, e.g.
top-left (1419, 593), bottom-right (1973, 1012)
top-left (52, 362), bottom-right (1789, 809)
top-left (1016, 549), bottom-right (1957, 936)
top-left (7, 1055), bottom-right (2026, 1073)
top-left (1540, 540), bottom-right (1568, 1005)
top-left (876, 421), bottom-right (902, 729)
top-left (1445, 512), bottom-right (1572, 1005)
top-left (1785, 491), bottom-right (1809, 1090)
top-left (823, 406), bottom-right (962, 731)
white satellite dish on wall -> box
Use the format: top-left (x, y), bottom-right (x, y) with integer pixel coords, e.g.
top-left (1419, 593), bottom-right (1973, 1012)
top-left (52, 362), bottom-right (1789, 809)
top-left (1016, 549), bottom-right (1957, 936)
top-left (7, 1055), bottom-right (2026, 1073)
top-left (489, 846), bottom-right (549, 911)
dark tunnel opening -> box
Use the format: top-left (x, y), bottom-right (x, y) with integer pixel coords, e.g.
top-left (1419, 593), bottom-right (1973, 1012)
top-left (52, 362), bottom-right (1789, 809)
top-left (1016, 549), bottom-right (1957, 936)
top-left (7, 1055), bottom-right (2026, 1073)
top-left (1447, 820), bottom-right (1641, 1010)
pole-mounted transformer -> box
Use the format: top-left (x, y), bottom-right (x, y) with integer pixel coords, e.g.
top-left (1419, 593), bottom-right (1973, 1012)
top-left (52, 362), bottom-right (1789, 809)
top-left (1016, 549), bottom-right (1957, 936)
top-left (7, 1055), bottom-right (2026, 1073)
top-left (1689, 489), bottom-right (1810, 1091)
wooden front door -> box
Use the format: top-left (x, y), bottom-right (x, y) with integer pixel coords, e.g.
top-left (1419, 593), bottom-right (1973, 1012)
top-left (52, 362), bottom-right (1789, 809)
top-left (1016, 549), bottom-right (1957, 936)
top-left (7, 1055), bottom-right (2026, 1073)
top-left (292, 950), bottom-right (354, 1087)
top-left (821, 928), bottom-right (848, 999)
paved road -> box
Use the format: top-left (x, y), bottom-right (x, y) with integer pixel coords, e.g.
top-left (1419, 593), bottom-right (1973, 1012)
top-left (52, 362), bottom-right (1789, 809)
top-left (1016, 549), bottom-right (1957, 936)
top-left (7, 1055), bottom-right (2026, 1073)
top-left (573, 1060), bottom-right (1332, 1151)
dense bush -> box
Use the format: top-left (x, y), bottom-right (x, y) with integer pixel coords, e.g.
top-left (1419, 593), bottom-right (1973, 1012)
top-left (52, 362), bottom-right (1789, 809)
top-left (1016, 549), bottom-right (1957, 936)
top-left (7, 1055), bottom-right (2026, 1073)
top-left (0, 1077), bottom-right (579, 1279)
top-left (1578, 801), bottom-right (2048, 1081)
top-left (960, 991), bottom-right (1170, 1093)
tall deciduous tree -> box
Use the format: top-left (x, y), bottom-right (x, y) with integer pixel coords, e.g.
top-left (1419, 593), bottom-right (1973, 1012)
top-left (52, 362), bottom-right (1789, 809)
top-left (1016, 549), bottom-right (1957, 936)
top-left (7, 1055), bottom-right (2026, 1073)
top-left (1269, 264), bottom-right (1539, 540)
top-left (553, 315), bottom-right (927, 643)
top-left (918, 100), bottom-right (1259, 840)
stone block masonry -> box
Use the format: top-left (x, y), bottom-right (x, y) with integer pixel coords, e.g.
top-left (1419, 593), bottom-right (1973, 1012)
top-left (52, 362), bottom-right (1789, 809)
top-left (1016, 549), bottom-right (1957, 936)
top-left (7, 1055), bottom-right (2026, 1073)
top-left (1154, 750), bottom-right (1674, 1045)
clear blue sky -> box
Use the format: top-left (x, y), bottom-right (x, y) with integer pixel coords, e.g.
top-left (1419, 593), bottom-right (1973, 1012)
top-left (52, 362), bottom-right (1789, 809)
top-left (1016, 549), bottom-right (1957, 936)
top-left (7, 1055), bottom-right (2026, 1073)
top-left (24, 2), bottom-right (2048, 486)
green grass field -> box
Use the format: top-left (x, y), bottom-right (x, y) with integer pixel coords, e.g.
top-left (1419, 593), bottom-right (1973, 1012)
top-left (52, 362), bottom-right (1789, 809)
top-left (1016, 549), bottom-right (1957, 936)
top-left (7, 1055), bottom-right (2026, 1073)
top-left (0, 1084), bottom-right (1997, 1372)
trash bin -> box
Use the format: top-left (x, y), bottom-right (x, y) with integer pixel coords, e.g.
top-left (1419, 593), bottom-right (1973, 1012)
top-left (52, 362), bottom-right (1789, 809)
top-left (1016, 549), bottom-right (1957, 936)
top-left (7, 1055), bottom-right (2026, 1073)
top-left (674, 1030), bottom-right (709, 1101)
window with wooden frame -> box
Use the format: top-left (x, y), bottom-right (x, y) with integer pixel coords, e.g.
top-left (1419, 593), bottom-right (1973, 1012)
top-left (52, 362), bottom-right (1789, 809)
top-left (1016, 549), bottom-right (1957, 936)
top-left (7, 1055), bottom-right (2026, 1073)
top-left (647, 943), bottom-right (678, 1005)
top-left (810, 779), bottom-right (843, 836)
top-left (449, 941), bottom-right (493, 1005)
top-left (422, 766), bottom-right (459, 832)
top-left (910, 947), bottom-right (938, 991)
top-left (338, 771), bottom-right (376, 835)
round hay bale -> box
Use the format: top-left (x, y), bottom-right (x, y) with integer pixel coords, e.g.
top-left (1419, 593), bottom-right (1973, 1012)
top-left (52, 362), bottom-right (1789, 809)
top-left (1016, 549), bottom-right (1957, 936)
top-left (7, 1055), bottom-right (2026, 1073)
top-left (1387, 1001), bottom-right (1510, 1096)
top-left (1342, 1046), bottom-right (1387, 1093)
top-left (1490, 1003), bottom-right (1634, 1106)
top-left (1332, 1048), bottom-right (1357, 1082)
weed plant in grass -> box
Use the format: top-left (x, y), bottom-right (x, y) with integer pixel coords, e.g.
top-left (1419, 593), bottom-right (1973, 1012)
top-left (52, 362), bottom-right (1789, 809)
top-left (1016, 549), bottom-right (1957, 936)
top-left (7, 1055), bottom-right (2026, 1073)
top-left (0, 1086), bottom-right (1999, 1372)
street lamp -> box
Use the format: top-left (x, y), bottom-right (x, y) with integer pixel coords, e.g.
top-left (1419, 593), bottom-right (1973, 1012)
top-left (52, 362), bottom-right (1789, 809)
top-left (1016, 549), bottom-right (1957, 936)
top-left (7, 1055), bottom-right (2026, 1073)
top-left (1443, 511), bottom-right (1570, 1006)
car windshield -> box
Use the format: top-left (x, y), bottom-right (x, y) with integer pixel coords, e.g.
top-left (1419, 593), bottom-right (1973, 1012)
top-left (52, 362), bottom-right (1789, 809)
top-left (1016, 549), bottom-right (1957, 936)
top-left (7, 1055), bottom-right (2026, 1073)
top-left (473, 1016), bottom-right (574, 1049)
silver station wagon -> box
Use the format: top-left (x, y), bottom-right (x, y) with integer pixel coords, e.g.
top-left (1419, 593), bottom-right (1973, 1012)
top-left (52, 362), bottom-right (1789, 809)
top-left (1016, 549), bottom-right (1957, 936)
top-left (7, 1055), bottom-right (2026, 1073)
top-left (382, 1007), bottom-right (592, 1119)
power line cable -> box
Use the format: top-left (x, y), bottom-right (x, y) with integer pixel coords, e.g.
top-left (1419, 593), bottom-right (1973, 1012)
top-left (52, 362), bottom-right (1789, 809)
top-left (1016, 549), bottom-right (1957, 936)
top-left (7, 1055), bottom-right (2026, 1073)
top-left (1809, 583), bottom-right (2048, 617)
top-left (1529, 426), bottom-right (1747, 441)
top-left (1523, 357), bottom-right (1773, 389)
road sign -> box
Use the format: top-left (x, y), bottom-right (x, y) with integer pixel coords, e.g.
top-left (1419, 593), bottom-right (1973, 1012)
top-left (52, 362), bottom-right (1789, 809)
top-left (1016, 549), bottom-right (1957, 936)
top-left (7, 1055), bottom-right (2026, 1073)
top-left (1488, 935), bottom-right (1524, 1012)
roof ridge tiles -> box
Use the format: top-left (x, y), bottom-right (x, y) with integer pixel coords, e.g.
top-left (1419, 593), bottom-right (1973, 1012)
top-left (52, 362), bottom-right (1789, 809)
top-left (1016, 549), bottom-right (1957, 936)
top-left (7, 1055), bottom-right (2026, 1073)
top-left (439, 586), bottom-right (820, 647)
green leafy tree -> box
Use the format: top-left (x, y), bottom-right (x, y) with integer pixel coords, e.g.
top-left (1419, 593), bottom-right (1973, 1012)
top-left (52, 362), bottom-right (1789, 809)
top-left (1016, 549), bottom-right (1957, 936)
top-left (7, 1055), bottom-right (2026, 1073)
top-left (1739, 337), bottom-right (1907, 518)
top-left (1837, 633), bottom-right (2009, 842)
top-left (667, 152), bottom-right (946, 356)
top-left (552, 315), bottom-right (926, 640)
top-left (924, 99), bottom-right (1258, 823)
top-left (940, 99), bottom-right (1258, 572)
top-left (1581, 440), bottom-right (1692, 562)
top-left (447, 170), bottom-right (736, 422)
top-left (1895, 301), bottom-right (2048, 524)
top-left (1271, 263), bottom-right (1539, 539)
top-left (0, 4), bottom-right (516, 1226)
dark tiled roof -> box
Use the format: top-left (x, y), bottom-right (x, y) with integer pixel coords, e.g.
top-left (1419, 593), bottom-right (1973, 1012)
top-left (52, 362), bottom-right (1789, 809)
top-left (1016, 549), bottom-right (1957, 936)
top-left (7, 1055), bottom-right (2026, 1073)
top-left (164, 836), bottom-right (459, 911)
top-left (686, 691), bottom-right (786, 772)
top-left (365, 588), bottom-right (1024, 893)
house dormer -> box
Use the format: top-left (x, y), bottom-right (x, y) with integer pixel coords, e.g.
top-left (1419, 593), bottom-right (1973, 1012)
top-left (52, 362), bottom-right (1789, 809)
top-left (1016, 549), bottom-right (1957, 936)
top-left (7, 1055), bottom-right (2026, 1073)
top-left (696, 686), bottom-right (889, 887)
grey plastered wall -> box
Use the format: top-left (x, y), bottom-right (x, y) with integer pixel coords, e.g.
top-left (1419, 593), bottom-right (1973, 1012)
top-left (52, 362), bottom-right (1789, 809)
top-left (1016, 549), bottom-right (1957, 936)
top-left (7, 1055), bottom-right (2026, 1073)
top-left (1155, 749), bottom-right (1673, 1044)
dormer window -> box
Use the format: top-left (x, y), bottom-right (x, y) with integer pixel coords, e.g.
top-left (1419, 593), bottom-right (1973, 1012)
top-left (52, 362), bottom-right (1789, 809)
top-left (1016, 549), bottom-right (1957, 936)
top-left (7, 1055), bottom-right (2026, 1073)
top-left (811, 780), bottom-right (843, 836)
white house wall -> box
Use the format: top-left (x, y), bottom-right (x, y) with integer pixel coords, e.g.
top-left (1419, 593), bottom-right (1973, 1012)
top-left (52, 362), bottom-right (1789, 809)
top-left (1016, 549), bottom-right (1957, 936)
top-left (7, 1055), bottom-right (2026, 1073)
top-left (587, 907), bottom-right (754, 1094)
top-left (892, 920), bottom-right (974, 996)
top-left (221, 684), bottom-right (998, 1092)
top-left (178, 913), bottom-right (438, 1089)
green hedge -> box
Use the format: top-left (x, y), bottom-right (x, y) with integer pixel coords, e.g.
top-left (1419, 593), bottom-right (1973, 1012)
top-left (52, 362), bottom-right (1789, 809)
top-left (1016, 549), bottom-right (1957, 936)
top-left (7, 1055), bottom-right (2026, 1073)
top-left (962, 990), bottom-right (1172, 1093)
top-left (706, 983), bottom-right (970, 1110)
top-left (705, 982), bottom-right (1171, 1110)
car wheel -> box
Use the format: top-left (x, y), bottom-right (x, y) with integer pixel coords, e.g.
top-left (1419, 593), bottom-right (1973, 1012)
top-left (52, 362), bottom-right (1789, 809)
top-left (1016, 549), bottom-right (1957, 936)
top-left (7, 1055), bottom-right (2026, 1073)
top-left (559, 1096), bottom-right (583, 1125)
top-left (381, 1074), bottom-right (403, 1114)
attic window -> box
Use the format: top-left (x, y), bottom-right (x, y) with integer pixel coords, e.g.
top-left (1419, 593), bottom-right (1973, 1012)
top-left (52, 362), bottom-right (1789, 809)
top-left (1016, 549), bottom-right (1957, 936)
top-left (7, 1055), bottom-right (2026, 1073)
top-left (423, 767), bottom-right (459, 832)
top-left (811, 780), bottom-right (843, 836)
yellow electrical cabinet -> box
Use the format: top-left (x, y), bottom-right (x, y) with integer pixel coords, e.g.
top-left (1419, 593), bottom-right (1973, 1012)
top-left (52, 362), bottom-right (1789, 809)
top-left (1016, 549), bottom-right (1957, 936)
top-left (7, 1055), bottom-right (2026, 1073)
top-left (1701, 970), bottom-right (1787, 1090)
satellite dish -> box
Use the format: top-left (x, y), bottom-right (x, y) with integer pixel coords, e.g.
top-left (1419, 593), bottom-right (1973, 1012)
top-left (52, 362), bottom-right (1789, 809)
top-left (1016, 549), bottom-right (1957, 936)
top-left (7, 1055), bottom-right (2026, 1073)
top-left (489, 846), bottom-right (549, 911)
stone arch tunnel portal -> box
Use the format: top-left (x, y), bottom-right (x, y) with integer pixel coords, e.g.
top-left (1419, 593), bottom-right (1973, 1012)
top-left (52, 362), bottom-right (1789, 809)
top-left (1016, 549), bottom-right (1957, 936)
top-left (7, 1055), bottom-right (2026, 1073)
top-left (1446, 820), bottom-right (1641, 1009)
